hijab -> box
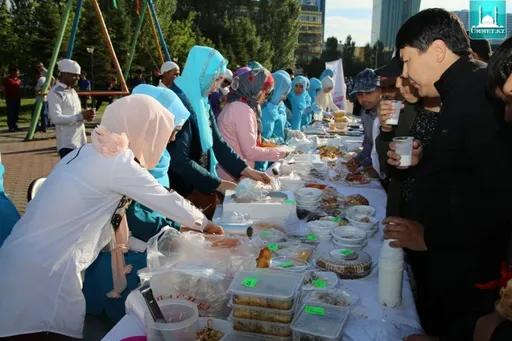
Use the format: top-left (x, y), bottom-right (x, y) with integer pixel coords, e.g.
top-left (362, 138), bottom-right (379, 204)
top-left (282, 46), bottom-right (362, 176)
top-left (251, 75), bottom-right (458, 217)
top-left (261, 70), bottom-right (292, 139)
top-left (234, 66), bottom-right (252, 78)
top-left (287, 76), bottom-right (309, 130)
top-left (228, 68), bottom-right (274, 136)
top-left (174, 46), bottom-right (227, 175)
top-left (91, 94), bottom-right (175, 298)
top-left (321, 76), bottom-right (335, 91)
top-left (304, 78), bottom-right (312, 106)
top-left (320, 68), bottom-right (335, 80)
top-left (248, 61), bottom-right (264, 70)
top-left (309, 78), bottom-right (323, 99)
top-left (132, 84), bottom-right (191, 186)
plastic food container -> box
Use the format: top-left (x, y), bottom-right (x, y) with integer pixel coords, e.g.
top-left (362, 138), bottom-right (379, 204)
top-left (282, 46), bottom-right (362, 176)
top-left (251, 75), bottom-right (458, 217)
top-left (230, 297), bottom-right (297, 323)
top-left (331, 226), bottom-right (367, 245)
top-left (228, 269), bottom-right (304, 310)
top-left (332, 237), bottom-right (368, 251)
top-left (144, 299), bottom-right (199, 341)
top-left (316, 250), bottom-right (373, 279)
top-left (285, 233), bottom-right (320, 246)
top-left (345, 205), bottom-right (376, 217)
top-left (270, 256), bottom-right (310, 273)
top-left (272, 242), bottom-right (315, 262)
top-left (307, 288), bottom-right (360, 308)
top-left (346, 214), bottom-right (378, 230)
top-left (254, 228), bottom-right (286, 244)
top-left (196, 317), bottom-right (232, 341)
top-left (302, 271), bottom-right (339, 291)
top-left (223, 331), bottom-right (292, 341)
top-left (291, 303), bottom-right (349, 341)
top-left (231, 314), bottom-right (292, 337)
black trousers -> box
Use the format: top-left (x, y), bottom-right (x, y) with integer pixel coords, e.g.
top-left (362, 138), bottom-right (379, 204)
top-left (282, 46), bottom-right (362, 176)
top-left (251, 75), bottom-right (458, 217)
top-left (58, 148), bottom-right (74, 159)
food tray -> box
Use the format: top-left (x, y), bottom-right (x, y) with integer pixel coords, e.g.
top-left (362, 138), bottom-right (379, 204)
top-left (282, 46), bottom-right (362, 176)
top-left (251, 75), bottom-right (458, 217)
top-left (231, 314), bottom-right (292, 337)
top-left (307, 288), bottom-right (360, 308)
top-left (228, 270), bottom-right (304, 310)
top-left (316, 250), bottom-right (372, 279)
top-left (271, 242), bottom-right (315, 262)
top-left (302, 271), bottom-right (339, 291)
top-left (229, 297), bottom-right (297, 323)
top-left (270, 256), bottom-right (310, 273)
top-left (291, 303), bottom-right (349, 341)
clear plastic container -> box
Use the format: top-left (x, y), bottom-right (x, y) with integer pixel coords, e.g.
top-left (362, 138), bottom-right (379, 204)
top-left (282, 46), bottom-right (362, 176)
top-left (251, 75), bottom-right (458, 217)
top-left (270, 256), bottom-right (310, 273)
top-left (316, 250), bottom-right (373, 279)
top-left (228, 269), bottom-right (304, 310)
top-left (302, 271), bottom-right (339, 291)
top-left (231, 314), bottom-right (292, 337)
top-left (291, 303), bottom-right (349, 341)
top-left (230, 297), bottom-right (297, 323)
top-left (223, 331), bottom-right (291, 341)
top-left (272, 242), bottom-right (315, 262)
top-left (307, 288), bottom-right (360, 309)
top-left (144, 299), bottom-right (199, 341)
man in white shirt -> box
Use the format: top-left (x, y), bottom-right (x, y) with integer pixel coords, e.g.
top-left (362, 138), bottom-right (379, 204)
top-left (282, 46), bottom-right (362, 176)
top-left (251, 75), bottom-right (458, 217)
top-left (158, 61), bottom-right (180, 88)
top-left (48, 59), bottom-right (95, 159)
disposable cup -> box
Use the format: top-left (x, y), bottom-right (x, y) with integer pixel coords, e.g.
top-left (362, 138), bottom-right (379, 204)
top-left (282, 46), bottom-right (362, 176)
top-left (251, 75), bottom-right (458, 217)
top-left (392, 136), bottom-right (414, 167)
top-left (385, 100), bottom-right (402, 125)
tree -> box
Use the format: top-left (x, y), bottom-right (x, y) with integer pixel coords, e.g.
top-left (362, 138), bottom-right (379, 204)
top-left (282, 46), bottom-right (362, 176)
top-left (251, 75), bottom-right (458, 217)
top-left (305, 57), bottom-right (325, 78)
top-left (321, 36), bottom-right (341, 63)
top-left (0, 0), bottom-right (17, 75)
top-left (255, 0), bottom-right (301, 70)
top-left (340, 35), bottom-right (357, 76)
top-left (9, 0), bottom-right (38, 73)
top-left (373, 40), bottom-right (385, 68)
top-left (30, 0), bottom-right (61, 70)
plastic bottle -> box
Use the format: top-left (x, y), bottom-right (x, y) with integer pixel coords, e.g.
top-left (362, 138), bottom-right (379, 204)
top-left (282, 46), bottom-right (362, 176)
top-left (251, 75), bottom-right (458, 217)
top-left (378, 239), bottom-right (404, 307)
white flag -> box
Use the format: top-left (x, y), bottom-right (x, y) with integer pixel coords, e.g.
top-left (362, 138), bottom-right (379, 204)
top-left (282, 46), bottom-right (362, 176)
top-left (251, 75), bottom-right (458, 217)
top-left (325, 59), bottom-right (348, 111)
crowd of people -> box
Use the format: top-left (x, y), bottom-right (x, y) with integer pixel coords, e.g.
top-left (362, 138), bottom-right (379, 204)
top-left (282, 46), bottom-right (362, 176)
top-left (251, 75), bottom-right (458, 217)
top-left (1, 6), bottom-right (512, 341)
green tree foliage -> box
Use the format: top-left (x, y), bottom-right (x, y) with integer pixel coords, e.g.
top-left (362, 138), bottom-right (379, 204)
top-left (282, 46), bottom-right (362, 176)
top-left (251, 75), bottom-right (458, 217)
top-left (30, 0), bottom-right (61, 70)
top-left (321, 36), bottom-right (341, 63)
top-left (0, 0), bottom-right (17, 76)
top-left (305, 57), bottom-right (325, 78)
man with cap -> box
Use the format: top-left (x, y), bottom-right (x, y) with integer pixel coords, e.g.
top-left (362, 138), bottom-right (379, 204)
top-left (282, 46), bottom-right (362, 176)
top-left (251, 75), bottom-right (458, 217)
top-left (159, 61), bottom-right (180, 88)
top-left (346, 68), bottom-right (381, 173)
top-left (209, 69), bottom-right (233, 119)
top-left (48, 59), bottom-right (95, 159)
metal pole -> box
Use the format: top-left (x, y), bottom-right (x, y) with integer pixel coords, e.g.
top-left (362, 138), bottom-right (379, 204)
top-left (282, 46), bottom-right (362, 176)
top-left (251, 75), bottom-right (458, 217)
top-left (124, 0), bottom-right (147, 80)
top-left (66, 0), bottom-right (84, 58)
top-left (148, 5), bottom-right (165, 65)
top-left (90, 52), bottom-right (95, 109)
top-left (147, 0), bottom-right (171, 61)
top-left (26, 0), bottom-right (74, 141)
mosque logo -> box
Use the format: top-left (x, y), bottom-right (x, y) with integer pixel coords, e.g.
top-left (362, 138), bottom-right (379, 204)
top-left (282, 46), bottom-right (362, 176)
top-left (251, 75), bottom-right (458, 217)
top-left (469, 0), bottom-right (507, 40)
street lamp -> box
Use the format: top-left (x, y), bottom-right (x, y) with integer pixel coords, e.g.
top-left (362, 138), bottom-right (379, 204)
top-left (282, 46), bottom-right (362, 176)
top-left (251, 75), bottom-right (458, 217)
top-left (87, 47), bottom-right (95, 109)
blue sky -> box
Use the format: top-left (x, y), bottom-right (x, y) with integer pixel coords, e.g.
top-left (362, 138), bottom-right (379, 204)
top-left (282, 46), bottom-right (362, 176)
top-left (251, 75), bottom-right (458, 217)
top-left (325, 0), bottom-right (512, 46)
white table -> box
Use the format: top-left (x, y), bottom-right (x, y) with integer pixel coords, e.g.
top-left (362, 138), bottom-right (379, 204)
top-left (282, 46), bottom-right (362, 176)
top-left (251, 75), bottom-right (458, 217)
top-left (103, 183), bottom-right (423, 341)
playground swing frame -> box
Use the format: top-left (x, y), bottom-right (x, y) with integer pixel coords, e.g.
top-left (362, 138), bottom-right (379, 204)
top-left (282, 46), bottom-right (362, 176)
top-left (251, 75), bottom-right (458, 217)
top-left (25, 0), bottom-right (171, 141)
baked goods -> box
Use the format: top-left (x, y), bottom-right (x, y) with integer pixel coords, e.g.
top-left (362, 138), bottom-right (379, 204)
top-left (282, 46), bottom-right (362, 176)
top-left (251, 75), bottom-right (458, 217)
top-left (345, 173), bottom-right (371, 184)
top-left (272, 242), bottom-right (313, 262)
top-left (196, 324), bottom-right (224, 341)
top-left (256, 248), bottom-right (272, 268)
top-left (233, 318), bottom-right (291, 337)
top-left (319, 146), bottom-right (341, 159)
top-left (346, 194), bottom-right (369, 206)
top-left (261, 140), bottom-right (278, 148)
top-left (232, 301), bottom-right (295, 323)
top-left (316, 250), bottom-right (372, 279)
top-left (306, 183), bottom-right (328, 190)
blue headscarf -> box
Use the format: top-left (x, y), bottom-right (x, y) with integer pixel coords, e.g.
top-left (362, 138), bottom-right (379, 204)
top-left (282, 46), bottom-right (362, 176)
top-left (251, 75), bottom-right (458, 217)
top-left (308, 77), bottom-right (323, 114)
top-left (320, 69), bottom-right (335, 80)
top-left (248, 61), bottom-right (264, 70)
top-left (261, 70), bottom-right (292, 140)
top-left (132, 85), bottom-right (191, 186)
top-left (304, 78), bottom-right (312, 106)
top-left (0, 164), bottom-right (20, 247)
top-left (174, 46), bottom-right (228, 176)
top-left (287, 76), bottom-right (309, 130)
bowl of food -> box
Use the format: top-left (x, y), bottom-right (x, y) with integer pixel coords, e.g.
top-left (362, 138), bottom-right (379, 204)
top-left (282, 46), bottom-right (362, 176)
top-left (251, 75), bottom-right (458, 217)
top-left (196, 318), bottom-right (232, 341)
top-left (345, 205), bottom-right (376, 217)
top-left (331, 226), bottom-right (367, 245)
top-left (295, 188), bottom-right (323, 200)
top-left (346, 214), bottom-right (378, 231)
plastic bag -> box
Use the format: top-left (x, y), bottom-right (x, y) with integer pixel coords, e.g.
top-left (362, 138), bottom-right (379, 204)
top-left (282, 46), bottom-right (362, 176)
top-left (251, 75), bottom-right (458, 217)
top-left (234, 178), bottom-right (280, 202)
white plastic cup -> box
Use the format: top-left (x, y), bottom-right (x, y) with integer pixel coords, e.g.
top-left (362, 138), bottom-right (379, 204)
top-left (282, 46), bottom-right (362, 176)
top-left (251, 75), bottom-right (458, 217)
top-left (392, 136), bottom-right (414, 167)
top-left (385, 100), bottom-right (402, 125)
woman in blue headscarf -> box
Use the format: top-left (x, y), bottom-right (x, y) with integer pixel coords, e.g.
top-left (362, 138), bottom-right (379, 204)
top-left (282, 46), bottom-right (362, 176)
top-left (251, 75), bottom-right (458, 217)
top-left (261, 70), bottom-right (292, 141)
top-left (320, 68), bottom-right (335, 81)
top-left (0, 161), bottom-right (20, 248)
top-left (287, 76), bottom-right (309, 130)
top-left (168, 46), bottom-right (270, 218)
top-left (83, 85), bottom-right (192, 323)
top-left (308, 77), bottom-right (323, 119)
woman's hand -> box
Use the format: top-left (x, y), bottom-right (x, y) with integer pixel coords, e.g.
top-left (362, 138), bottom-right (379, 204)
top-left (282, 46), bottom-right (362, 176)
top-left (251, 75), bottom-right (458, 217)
top-left (216, 180), bottom-right (237, 195)
top-left (378, 100), bottom-right (395, 132)
top-left (387, 139), bottom-right (423, 169)
top-left (242, 167), bottom-right (272, 184)
top-left (204, 221), bottom-right (224, 235)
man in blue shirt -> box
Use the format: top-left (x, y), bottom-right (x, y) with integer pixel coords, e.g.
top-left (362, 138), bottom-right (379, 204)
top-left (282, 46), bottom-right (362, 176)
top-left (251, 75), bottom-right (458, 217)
top-left (77, 71), bottom-right (91, 109)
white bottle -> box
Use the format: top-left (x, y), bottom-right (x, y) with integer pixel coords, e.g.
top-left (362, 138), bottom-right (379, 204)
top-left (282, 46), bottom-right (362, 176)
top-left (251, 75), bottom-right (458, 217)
top-left (378, 239), bottom-right (404, 308)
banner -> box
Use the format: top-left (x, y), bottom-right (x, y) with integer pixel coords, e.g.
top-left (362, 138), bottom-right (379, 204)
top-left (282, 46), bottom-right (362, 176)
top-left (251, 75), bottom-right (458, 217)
top-left (325, 59), bottom-right (347, 111)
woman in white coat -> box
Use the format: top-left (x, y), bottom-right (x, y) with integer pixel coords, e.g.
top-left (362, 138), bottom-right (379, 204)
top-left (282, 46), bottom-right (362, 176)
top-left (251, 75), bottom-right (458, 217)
top-left (0, 94), bottom-right (222, 340)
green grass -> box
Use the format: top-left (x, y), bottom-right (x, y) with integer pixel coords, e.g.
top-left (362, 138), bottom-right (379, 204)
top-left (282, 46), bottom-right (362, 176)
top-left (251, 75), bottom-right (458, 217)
top-left (0, 98), bottom-right (108, 128)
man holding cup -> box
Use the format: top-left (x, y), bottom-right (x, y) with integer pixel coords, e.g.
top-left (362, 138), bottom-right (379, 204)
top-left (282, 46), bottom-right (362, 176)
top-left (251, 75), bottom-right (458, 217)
top-left (382, 9), bottom-right (512, 341)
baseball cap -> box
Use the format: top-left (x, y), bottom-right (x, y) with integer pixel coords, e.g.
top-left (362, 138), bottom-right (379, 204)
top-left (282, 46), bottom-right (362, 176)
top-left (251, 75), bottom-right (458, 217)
top-left (350, 68), bottom-right (380, 96)
top-left (375, 49), bottom-right (403, 78)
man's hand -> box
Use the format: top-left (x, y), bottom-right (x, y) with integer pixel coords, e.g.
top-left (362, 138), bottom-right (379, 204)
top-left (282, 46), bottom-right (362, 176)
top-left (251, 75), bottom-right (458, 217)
top-left (241, 167), bottom-right (272, 184)
top-left (403, 335), bottom-right (439, 341)
top-left (387, 139), bottom-right (423, 169)
top-left (346, 158), bottom-right (360, 173)
top-left (216, 180), bottom-right (237, 195)
top-left (378, 100), bottom-right (395, 132)
top-left (82, 109), bottom-right (96, 122)
top-left (203, 221), bottom-right (224, 235)
top-left (383, 217), bottom-right (427, 251)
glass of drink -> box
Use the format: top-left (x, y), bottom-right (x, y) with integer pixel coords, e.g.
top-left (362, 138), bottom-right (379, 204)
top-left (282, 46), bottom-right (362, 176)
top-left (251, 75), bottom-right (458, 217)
top-left (392, 136), bottom-right (414, 167)
top-left (385, 100), bottom-right (402, 125)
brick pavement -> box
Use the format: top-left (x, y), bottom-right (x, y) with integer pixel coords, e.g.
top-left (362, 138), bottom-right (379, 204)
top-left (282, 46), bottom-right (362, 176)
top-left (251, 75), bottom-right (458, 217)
top-left (0, 123), bottom-right (96, 214)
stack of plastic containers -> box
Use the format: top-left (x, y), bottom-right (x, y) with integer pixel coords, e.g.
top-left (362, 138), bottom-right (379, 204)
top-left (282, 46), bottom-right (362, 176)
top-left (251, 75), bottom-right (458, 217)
top-left (227, 269), bottom-right (304, 339)
top-left (291, 302), bottom-right (350, 341)
top-left (378, 239), bottom-right (404, 308)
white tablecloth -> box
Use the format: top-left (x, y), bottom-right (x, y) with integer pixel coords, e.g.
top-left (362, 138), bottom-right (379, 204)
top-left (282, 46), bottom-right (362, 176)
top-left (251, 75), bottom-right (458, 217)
top-left (103, 185), bottom-right (423, 341)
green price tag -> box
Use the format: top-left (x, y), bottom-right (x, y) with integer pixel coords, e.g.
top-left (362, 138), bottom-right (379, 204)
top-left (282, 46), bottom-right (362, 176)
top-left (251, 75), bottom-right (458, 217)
top-left (312, 279), bottom-right (327, 288)
top-left (306, 234), bottom-right (318, 241)
top-left (268, 243), bottom-right (278, 251)
top-left (260, 231), bottom-right (271, 238)
top-left (305, 305), bottom-right (325, 316)
top-left (284, 199), bottom-right (296, 204)
top-left (242, 278), bottom-right (258, 288)
top-left (332, 217), bottom-right (341, 223)
top-left (340, 249), bottom-right (354, 256)
top-left (281, 262), bottom-right (295, 268)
